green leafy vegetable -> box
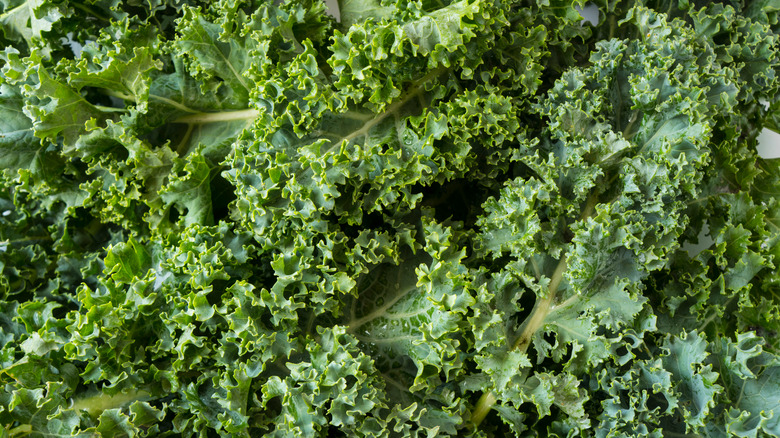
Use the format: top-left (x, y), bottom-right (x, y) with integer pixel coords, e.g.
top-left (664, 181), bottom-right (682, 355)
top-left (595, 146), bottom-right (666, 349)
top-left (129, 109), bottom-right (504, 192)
top-left (1, 0), bottom-right (780, 436)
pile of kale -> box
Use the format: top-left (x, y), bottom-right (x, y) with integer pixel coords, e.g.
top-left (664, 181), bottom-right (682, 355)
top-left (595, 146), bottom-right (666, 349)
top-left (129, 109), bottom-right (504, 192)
top-left (1, 0), bottom-right (779, 436)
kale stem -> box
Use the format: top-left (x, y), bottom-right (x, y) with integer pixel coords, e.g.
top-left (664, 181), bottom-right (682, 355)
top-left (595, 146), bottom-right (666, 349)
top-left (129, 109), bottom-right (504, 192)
top-left (345, 283), bottom-right (417, 334)
top-left (622, 109), bottom-right (641, 138)
top-left (94, 105), bottom-right (128, 113)
top-left (609, 16), bottom-right (616, 40)
top-left (511, 258), bottom-right (566, 352)
top-left (175, 123), bottom-right (194, 155)
top-left (102, 90), bottom-right (205, 115)
top-left (7, 424), bottom-right (31, 437)
top-left (71, 389), bottom-right (151, 414)
top-left (71, 2), bottom-right (111, 22)
top-left (1, 236), bottom-right (53, 245)
top-left (305, 311), bottom-right (316, 337)
top-left (0, 4), bottom-right (20, 20)
top-left (172, 109), bottom-right (260, 124)
top-left (298, 65), bottom-right (449, 181)
top-left (103, 89), bottom-right (136, 102)
top-left (470, 191), bottom-right (599, 428)
top-left (151, 95), bottom-right (201, 113)
top-left (336, 66), bottom-right (448, 145)
top-left (470, 392), bottom-right (496, 426)
top-left (469, 256), bottom-right (563, 427)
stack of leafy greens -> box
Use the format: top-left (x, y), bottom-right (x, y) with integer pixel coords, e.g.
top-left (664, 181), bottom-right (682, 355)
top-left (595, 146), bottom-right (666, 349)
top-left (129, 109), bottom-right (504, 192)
top-left (1, 0), bottom-right (780, 435)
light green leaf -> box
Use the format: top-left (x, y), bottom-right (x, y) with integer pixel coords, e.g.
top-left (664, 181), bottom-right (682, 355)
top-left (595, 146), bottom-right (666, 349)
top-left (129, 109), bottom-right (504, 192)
top-left (0, 0), bottom-right (63, 48)
top-left (103, 236), bottom-right (152, 284)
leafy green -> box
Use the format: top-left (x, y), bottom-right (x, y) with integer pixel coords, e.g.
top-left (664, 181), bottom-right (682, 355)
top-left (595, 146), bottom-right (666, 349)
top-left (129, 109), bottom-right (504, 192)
top-left (1, 0), bottom-right (780, 436)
